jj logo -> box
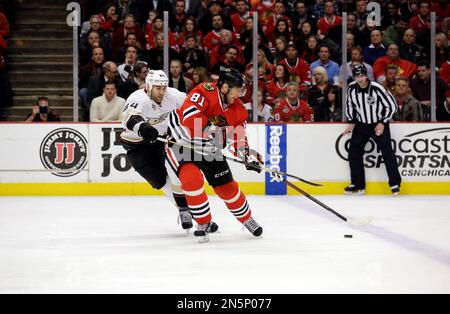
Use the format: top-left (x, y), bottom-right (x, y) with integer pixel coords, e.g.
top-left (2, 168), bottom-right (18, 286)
top-left (40, 128), bottom-right (88, 177)
top-left (54, 143), bottom-right (76, 165)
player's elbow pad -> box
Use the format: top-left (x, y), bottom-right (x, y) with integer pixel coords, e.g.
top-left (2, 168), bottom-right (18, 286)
top-left (126, 115), bottom-right (145, 132)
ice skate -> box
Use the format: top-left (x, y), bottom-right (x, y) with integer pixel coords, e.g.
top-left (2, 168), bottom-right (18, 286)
top-left (194, 222), bottom-right (219, 243)
top-left (344, 184), bottom-right (365, 195)
top-left (178, 210), bottom-right (193, 232)
top-left (243, 217), bottom-right (263, 237)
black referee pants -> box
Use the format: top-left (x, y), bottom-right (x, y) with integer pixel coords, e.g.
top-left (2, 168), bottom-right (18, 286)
top-left (348, 122), bottom-right (401, 189)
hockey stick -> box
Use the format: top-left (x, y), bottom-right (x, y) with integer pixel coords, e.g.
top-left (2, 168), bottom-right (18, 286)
top-left (284, 180), bottom-right (374, 227)
top-left (156, 137), bottom-right (322, 187)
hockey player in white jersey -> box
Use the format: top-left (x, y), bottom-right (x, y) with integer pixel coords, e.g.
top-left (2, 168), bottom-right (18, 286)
top-left (120, 70), bottom-right (193, 230)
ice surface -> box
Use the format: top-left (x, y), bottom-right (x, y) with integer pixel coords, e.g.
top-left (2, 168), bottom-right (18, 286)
top-left (0, 195), bottom-right (449, 293)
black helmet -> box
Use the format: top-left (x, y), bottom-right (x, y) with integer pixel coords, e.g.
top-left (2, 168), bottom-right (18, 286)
top-left (352, 63), bottom-right (368, 77)
top-left (218, 68), bottom-right (245, 89)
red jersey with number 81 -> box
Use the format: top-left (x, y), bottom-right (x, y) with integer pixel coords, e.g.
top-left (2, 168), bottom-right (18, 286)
top-left (168, 82), bottom-right (249, 150)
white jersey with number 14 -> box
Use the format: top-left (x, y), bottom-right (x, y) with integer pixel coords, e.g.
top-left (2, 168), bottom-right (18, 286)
top-left (121, 87), bottom-right (187, 143)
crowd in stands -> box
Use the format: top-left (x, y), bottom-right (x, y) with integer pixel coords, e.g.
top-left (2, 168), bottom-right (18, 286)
top-left (74, 0), bottom-right (450, 122)
top-left (2, 0), bottom-right (450, 122)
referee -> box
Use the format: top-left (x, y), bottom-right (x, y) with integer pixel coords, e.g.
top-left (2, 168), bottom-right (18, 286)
top-left (343, 64), bottom-right (401, 195)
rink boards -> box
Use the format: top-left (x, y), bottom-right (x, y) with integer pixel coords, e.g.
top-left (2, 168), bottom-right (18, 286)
top-left (0, 123), bottom-right (449, 195)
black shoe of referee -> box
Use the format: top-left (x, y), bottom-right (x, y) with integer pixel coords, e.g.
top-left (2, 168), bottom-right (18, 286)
top-left (390, 185), bottom-right (400, 196)
top-left (344, 184), bottom-right (365, 195)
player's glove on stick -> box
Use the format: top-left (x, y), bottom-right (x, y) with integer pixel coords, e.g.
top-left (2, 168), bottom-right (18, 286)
top-left (238, 146), bottom-right (263, 173)
top-left (138, 123), bottom-right (159, 145)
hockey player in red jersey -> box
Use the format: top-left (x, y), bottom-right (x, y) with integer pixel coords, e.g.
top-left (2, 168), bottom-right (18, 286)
top-left (166, 68), bottom-right (264, 241)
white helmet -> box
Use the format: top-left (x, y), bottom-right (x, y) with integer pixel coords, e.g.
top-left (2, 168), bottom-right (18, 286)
top-left (145, 70), bottom-right (169, 94)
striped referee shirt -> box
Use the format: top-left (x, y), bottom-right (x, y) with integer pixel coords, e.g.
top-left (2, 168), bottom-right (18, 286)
top-left (346, 80), bottom-right (398, 124)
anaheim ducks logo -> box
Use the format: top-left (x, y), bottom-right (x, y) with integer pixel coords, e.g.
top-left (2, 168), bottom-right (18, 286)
top-left (208, 115), bottom-right (227, 127)
top-left (147, 112), bottom-right (169, 126)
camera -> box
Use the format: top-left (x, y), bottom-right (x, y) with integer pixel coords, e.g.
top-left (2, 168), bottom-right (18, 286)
top-left (39, 106), bottom-right (48, 114)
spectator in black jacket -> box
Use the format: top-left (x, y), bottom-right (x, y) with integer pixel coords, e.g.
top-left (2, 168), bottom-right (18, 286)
top-left (399, 28), bottom-right (427, 64)
top-left (87, 61), bottom-right (122, 121)
top-left (118, 61), bottom-right (149, 99)
top-left (25, 97), bottom-right (61, 123)
top-left (410, 60), bottom-right (448, 121)
top-left (115, 32), bottom-right (147, 64)
top-left (79, 47), bottom-right (105, 111)
top-left (179, 35), bottom-right (207, 74)
top-left (80, 15), bottom-right (113, 61)
top-left (147, 32), bottom-right (180, 70)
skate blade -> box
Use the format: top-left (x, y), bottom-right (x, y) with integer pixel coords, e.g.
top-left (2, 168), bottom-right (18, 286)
top-left (197, 234), bottom-right (210, 243)
top-left (344, 190), bottom-right (365, 196)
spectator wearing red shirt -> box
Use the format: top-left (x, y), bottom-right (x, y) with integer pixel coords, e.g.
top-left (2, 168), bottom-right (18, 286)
top-left (273, 82), bottom-right (313, 122)
top-left (210, 45), bottom-right (244, 79)
top-left (410, 1), bottom-right (431, 34)
top-left (240, 63), bottom-right (267, 105)
top-left (0, 32), bottom-right (7, 53)
top-left (264, 1), bottom-right (289, 36)
top-left (143, 10), bottom-right (158, 35)
top-left (317, 1), bottom-right (342, 39)
top-left (98, 4), bottom-right (118, 32)
top-left (279, 42), bottom-right (312, 91)
top-left (112, 14), bottom-right (143, 53)
top-left (253, 0), bottom-right (274, 28)
top-left (203, 14), bottom-right (239, 53)
top-left (146, 16), bottom-right (177, 50)
top-left (0, 11), bottom-right (10, 38)
top-left (249, 48), bottom-right (274, 82)
top-left (431, 0), bottom-right (450, 30)
top-left (373, 43), bottom-right (417, 83)
top-left (231, 0), bottom-right (250, 34)
top-left (265, 63), bottom-right (290, 105)
top-left (439, 49), bottom-right (450, 96)
top-left (0, 32), bottom-right (12, 117)
top-left (177, 17), bottom-right (203, 48)
top-left (208, 29), bottom-right (243, 70)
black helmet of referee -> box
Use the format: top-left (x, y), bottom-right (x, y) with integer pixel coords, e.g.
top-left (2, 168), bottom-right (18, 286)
top-left (218, 68), bottom-right (245, 89)
top-left (352, 63), bottom-right (368, 77)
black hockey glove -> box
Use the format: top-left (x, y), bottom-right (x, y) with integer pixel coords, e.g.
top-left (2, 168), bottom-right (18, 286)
top-left (138, 123), bottom-right (159, 145)
top-left (238, 146), bottom-right (263, 173)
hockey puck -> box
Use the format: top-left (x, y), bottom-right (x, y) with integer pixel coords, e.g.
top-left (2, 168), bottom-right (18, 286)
top-left (344, 234), bottom-right (353, 238)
